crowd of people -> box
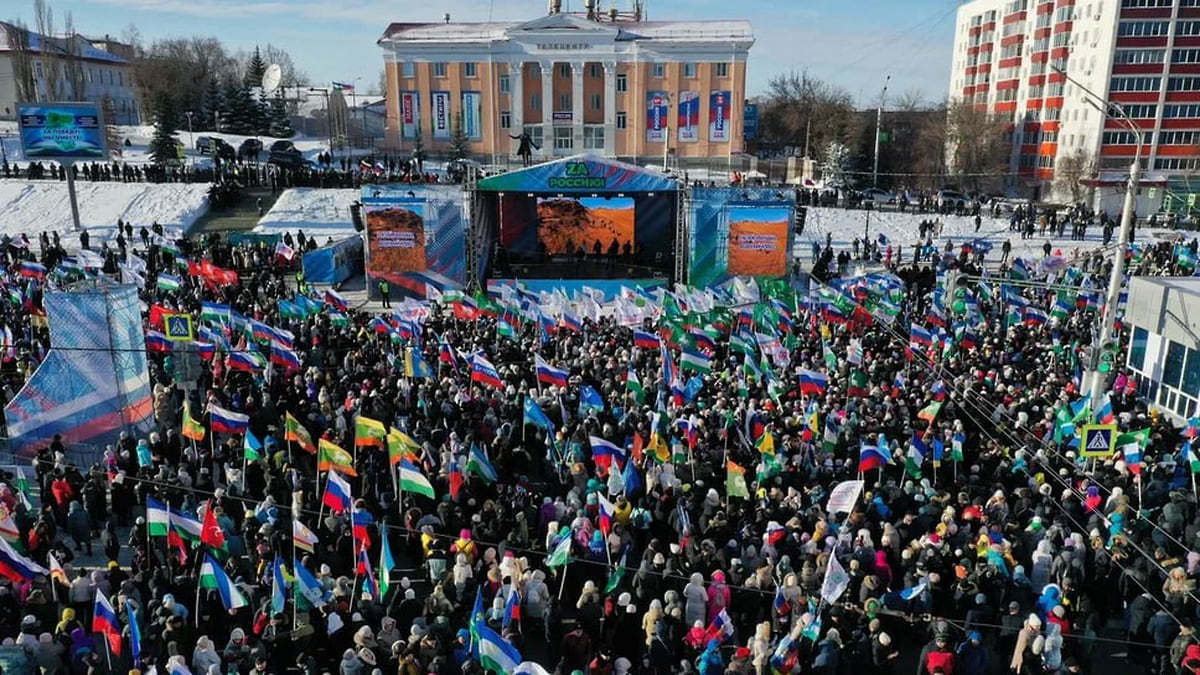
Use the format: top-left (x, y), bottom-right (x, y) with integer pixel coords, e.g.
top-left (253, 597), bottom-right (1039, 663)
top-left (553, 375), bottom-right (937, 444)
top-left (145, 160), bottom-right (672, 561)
top-left (0, 211), bottom-right (1190, 675)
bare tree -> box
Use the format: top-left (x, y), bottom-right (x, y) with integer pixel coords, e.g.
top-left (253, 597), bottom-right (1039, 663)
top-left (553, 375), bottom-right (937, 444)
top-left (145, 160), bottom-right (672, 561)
top-left (892, 89), bottom-right (927, 114)
top-left (911, 101), bottom-right (950, 191)
top-left (132, 36), bottom-right (238, 120)
top-left (33, 0), bottom-right (62, 101)
top-left (101, 95), bottom-right (121, 156)
top-left (376, 67), bottom-right (387, 96)
top-left (1056, 149), bottom-right (1096, 204)
top-left (758, 69), bottom-right (855, 158)
top-left (61, 11), bottom-right (86, 101)
top-left (262, 44), bottom-right (309, 86)
top-left (4, 21), bottom-right (36, 105)
top-left (943, 100), bottom-right (1008, 194)
top-left (120, 23), bottom-right (141, 53)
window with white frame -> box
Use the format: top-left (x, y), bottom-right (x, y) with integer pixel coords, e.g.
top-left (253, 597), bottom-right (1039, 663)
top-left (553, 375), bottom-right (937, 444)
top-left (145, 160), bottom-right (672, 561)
top-left (715, 63), bottom-right (728, 78)
top-left (683, 63), bottom-right (697, 78)
top-left (590, 93), bottom-right (602, 110)
top-left (553, 126), bottom-right (573, 150)
top-left (590, 63), bottom-right (602, 78)
top-left (559, 63), bottom-right (571, 78)
top-left (499, 75), bottom-right (510, 93)
top-left (1116, 49), bottom-right (1166, 64)
top-left (464, 62), bottom-right (477, 78)
top-left (559, 93), bottom-right (571, 110)
top-left (616, 111), bottom-right (627, 129)
top-left (652, 63), bottom-right (665, 78)
top-left (433, 62), bottom-right (447, 78)
top-left (616, 73), bottom-right (628, 92)
top-left (403, 62), bottom-right (415, 78)
top-left (583, 126), bottom-right (604, 149)
top-left (500, 112), bottom-right (511, 129)
top-left (531, 93), bottom-right (542, 110)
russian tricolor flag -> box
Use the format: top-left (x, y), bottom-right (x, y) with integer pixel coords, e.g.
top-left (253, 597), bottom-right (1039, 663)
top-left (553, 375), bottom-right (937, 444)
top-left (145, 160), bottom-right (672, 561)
top-left (228, 351), bottom-right (262, 372)
top-left (597, 494), bottom-right (616, 536)
top-left (535, 355), bottom-right (569, 388)
top-left (145, 331), bottom-right (172, 354)
top-left (93, 590), bottom-right (122, 655)
top-left (1023, 307), bottom-right (1048, 326)
top-left (589, 435), bottom-right (625, 471)
top-left (18, 261), bottom-right (46, 279)
top-left (324, 289), bottom-right (349, 312)
top-left (798, 369), bottom-right (828, 396)
top-left (706, 608), bottom-right (735, 643)
top-left (561, 311), bottom-right (583, 333)
top-left (209, 404), bottom-right (250, 435)
top-left (470, 354), bottom-right (503, 389)
top-left (859, 440), bottom-right (892, 473)
top-left (0, 536), bottom-right (48, 582)
top-left (1095, 393), bottom-right (1115, 424)
top-left (270, 345), bottom-right (302, 373)
top-left (323, 470), bottom-right (352, 514)
top-left (633, 329), bottom-right (660, 349)
top-left (909, 325), bottom-right (933, 347)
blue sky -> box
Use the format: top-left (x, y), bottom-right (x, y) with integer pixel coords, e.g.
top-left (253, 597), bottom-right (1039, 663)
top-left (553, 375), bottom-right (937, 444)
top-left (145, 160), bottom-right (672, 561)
top-left (18, 0), bottom-right (959, 106)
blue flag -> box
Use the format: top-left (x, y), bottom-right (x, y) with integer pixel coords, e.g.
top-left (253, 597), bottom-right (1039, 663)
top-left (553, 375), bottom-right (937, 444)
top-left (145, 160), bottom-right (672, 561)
top-left (271, 556), bottom-right (287, 615)
top-left (622, 455), bottom-right (642, 497)
top-left (522, 397), bottom-right (555, 432)
top-left (579, 384), bottom-right (604, 416)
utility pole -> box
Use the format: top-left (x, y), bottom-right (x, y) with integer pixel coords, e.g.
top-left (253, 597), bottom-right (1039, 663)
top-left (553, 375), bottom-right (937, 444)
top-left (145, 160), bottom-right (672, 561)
top-left (310, 87), bottom-right (332, 157)
top-left (663, 91), bottom-right (672, 172)
top-left (873, 75), bottom-right (890, 190)
top-left (1052, 66), bottom-right (1141, 405)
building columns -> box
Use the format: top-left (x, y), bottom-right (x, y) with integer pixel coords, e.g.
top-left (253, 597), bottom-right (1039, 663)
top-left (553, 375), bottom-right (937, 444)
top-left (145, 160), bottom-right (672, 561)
top-left (509, 61), bottom-right (524, 156)
top-left (572, 62), bottom-right (585, 153)
top-left (541, 60), bottom-right (554, 157)
top-left (603, 62), bottom-right (617, 157)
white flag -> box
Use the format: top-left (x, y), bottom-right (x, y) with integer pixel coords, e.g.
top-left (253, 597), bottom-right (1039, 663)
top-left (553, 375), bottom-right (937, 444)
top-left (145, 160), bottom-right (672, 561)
top-left (826, 480), bottom-right (865, 515)
top-left (820, 554), bottom-right (850, 605)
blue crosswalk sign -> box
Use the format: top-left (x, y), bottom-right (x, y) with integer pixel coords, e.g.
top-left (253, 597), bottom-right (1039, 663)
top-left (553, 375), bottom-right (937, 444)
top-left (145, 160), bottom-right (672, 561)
top-left (164, 314), bottom-right (194, 342)
top-left (1080, 424), bottom-right (1116, 458)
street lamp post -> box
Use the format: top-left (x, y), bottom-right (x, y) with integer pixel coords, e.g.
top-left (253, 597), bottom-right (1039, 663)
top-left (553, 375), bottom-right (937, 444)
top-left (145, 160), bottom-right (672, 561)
top-left (663, 91), bottom-right (672, 173)
top-left (873, 75), bottom-right (890, 190)
top-left (1052, 66), bottom-right (1143, 405)
top-left (185, 111), bottom-right (194, 166)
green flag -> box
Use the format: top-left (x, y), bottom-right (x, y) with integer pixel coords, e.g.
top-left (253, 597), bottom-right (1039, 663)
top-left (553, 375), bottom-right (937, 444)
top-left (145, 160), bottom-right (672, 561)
top-left (605, 549), bottom-right (627, 593)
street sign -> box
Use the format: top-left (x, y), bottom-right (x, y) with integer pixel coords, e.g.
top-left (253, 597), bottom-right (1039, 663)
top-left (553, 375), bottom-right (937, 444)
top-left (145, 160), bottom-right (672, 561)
top-left (1080, 424), bottom-right (1117, 458)
top-left (163, 314), bottom-right (194, 342)
top-left (172, 341), bottom-right (202, 391)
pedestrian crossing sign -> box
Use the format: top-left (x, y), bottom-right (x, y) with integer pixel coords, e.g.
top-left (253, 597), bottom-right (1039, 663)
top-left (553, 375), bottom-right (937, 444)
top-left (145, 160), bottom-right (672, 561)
top-left (163, 313), bottom-right (194, 342)
top-left (1079, 424), bottom-right (1116, 458)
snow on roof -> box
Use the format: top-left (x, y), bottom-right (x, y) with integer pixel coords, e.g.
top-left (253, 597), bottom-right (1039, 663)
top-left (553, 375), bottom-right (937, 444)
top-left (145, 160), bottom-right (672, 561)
top-left (0, 23), bottom-right (127, 63)
top-left (379, 17), bottom-right (752, 44)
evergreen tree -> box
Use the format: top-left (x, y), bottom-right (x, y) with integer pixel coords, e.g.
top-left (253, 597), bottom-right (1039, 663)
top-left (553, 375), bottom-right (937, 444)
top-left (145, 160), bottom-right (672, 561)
top-left (268, 96), bottom-right (294, 138)
top-left (219, 80), bottom-right (241, 132)
top-left (244, 46), bottom-right (267, 88)
top-left (255, 88), bottom-right (271, 136)
top-left (149, 95), bottom-right (180, 166)
top-left (449, 113), bottom-right (470, 160)
top-left (223, 83), bottom-right (256, 135)
top-left (201, 79), bottom-right (222, 131)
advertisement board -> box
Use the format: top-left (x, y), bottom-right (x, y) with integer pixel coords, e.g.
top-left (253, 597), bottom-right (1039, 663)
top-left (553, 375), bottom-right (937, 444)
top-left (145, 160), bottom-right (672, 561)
top-left (17, 102), bottom-right (108, 161)
top-left (744, 102), bottom-right (759, 140)
top-left (400, 92), bottom-right (420, 139)
top-left (365, 201), bottom-right (428, 281)
top-left (461, 92), bottom-right (482, 140)
top-left (646, 91), bottom-right (668, 143)
top-left (726, 205), bottom-right (790, 276)
top-left (677, 91), bottom-right (700, 143)
top-left (709, 90), bottom-right (730, 142)
top-left (431, 91), bottom-right (451, 139)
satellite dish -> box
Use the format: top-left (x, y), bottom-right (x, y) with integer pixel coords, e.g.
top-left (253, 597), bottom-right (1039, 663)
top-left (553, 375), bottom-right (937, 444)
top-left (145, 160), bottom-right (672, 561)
top-left (262, 64), bottom-right (282, 94)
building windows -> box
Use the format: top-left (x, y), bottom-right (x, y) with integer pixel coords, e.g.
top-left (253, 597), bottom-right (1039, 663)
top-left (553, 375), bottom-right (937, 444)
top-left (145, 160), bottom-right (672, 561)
top-left (1101, 130), bottom-right (1153, 144)
top-left (1109, 76), bottom-right (1161, 91)
top-left (1169, 76), bottom-right (1200, 91)
top-left (997, 88), bottom-right (1019, 102)
top-left (500, 112), bottom-right (511, 129)
top-left (590, 63), bottom-right (602, 78)
top-left (616, 73), bottom-right (628, 92)
top-left (464, 62), bottom-right (477, 78)
top-left (433, 62), bottom-right (447, 78)
top-left (1164, 103), bottom-right (1200, 118)
top-left (1115, 49), bottom-right (1165, 64)
top-left (1121, 0), bottom-right (1172, 6)
top-left (1162, 157), bottom-right (1200, 171)
top-left (523, 125), bottom-right (544, 150)
top-left (1120, 104), bottom-right (1158, 118)
top-left (34, 61), bottom-right (42, 78)
top-left (559, 93), bottom-right (571, 110)
top-left (1117, 21), bottom-right (1170, 37)
top-left (652, 63), bottom-right (665, 78)
top-left (1179, 21), bottom-right (1200, 36)
top-left (553, 126), bottom-right (573, 150)
top-left (403, 62), bottom-right (415, 78)
top-left (683, 62), bottom-right (697, 78)
top-left (531, 93), bottom-right (542, 111)
top-left (583, 126), bottom-right (605, 150)
top-left (118, 71), bottom-right (124, 86)
top-left (499, 75), bottom-right (510, 94)
top-left (559, 63), bottom-right (571, 78)
top-left (590, 93), bottom-right (602, 110)
top-left (1158, 130), bottom-right (1200, 145)
top-left (616, 111), bottom-right (627, 129)
top-left (715, 62), bottom-right (728, 78)
top-left (1174, 49), bottom-right (1200, 64)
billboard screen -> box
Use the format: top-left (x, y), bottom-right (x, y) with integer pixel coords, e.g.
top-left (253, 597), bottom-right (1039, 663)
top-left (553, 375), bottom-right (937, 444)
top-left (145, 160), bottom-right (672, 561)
top-left (365, 201), bottom-right (428, 281)
top-left (17, 102), bottom-right (108, 161)
top-left (726, 206), bottom-right (790, 276)
top-left (535, 196), bottom-right (635, 256)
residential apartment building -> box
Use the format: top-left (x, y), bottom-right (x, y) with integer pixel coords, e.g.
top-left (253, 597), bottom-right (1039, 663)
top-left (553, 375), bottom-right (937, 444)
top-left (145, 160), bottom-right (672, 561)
top-left (950, 0), bottom-right (1200, 199)
top-left (377, 4), bottom-right (753, 164)
top-left (0, 23), bottom-right (140, 125)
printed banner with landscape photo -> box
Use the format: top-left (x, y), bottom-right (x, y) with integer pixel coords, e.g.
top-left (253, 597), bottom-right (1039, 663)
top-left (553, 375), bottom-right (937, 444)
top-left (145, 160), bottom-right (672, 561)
top-left (726, 205), bottom-right (790, 276)
top-left (366, 201), bottom-right (428, 280)
top-left (535, 196), bottom-right (635, 257)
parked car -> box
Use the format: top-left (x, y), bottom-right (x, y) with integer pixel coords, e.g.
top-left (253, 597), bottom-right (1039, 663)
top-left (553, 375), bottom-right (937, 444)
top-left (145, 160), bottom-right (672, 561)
top-left (936, 189), bottom-right (975, 210)
top-left (238, 138), bottom-right (264, 160)
top-left (268, 140), bottom-right (305, 166)
top-left (195, 136), bottom-right (218, 153)
top-left (860, 188), bottom-right (896, 205)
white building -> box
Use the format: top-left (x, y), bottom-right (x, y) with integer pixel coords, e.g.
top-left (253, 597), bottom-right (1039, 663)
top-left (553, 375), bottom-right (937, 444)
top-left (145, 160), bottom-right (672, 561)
top-left (1125, 275), bottom-right (1200, 422)
top-left (949, 0), bottom-right (1200, 203)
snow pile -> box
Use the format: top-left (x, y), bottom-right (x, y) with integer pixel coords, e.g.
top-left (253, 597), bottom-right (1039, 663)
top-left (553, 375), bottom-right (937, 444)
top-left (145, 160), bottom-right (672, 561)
top-left (253, 188), bottom-right (359, 241)
top-left (0, 180), bottom-right (209, 240)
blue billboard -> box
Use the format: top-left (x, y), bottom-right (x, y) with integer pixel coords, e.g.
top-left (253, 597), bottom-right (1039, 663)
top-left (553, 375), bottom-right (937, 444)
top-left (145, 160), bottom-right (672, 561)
top-left (744, 103), bottom-right (759, 141)
top-left (17, 102), bottom-right (108, 160)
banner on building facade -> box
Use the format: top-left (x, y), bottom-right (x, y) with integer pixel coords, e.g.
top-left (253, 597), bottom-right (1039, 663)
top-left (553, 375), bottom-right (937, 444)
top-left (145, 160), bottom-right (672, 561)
top-left (431, 91), bottom-right (451, 140)
top-left (401, 92), bottom-right (420, 139)
top-left (677, 91), bottom-right (700, 143)
top-left (646, 91), bottom-right (668, 144)
top-left (710, 90), bottom-right (730, 142)
top-left (461, 92), bottom-right (482, 140)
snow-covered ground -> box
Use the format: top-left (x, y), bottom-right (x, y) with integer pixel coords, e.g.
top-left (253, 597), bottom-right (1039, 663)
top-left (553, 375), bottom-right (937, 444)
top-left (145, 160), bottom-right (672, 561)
top-left (252, 188), bottom-right (359, 241)
top-left (0, 180), bottom-right (210, 241)
top-left (796, 206), bottom-right (1183, 265)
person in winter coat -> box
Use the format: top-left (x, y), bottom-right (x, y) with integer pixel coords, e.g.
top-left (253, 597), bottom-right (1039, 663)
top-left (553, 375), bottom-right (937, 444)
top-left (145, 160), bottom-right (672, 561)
top-left (873, 632), bottom-right (900, 675)
top-left (813, 629), bottom-right (842, 675)
top-left (683, 573), bottom-right (707, 627)
top-left (1011, 614), bottom-right (1042, 675)
top-left (705, 570), bottom-right (730, 623)
top-left (338, 648), bottom-right (363, 675)
top-left (192, 635), bottom-right (222, 673)
top-left (1042, 622), bottom-right (1064, 673)
top-left (697, 639), bottom-right (725, 675)
top-left (65, 502), bottom-right (91, 555)
top-left (956, 631), bottom-right (989, 675)
top-left (918, 631), bottom-right (956, 675)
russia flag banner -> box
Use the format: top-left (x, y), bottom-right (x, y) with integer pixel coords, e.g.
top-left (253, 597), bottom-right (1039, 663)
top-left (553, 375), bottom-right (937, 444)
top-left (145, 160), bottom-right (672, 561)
top-left (471, 354), bottom-right (504, 389)
top-left (798, 369), bottom-right (828, 396)
top-left (209, 404), bottom-right (250, 435)
top-left (323, 470), bottom-right (353, 514)
top-left (633, 329), bottom-right (661, 349)
top-left (535, 355), bottom-right (569, 388)
top-left (92, 590), bottom-right (122, 655)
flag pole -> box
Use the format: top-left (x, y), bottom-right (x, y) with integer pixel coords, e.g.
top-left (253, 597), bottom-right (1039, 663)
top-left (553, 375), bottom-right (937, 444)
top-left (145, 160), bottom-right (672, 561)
top-left (556, 563), bottom-right (569, 600)
top-left (103, 633), bottom-right (113, 673)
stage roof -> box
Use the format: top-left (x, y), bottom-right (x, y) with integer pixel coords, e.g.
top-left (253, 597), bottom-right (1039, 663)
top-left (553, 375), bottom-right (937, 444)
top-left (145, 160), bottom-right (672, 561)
top-left (475, 154), bottom-right (680, 194)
